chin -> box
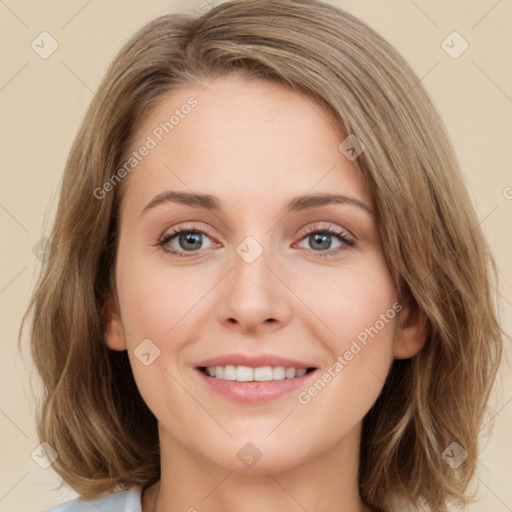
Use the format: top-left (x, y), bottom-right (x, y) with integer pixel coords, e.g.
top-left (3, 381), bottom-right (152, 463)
top-left (194, 435), bottom-right (314, 474)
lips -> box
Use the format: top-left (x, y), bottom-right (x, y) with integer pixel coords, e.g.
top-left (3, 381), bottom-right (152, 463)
top-left (194, 353), bottom-right (318, 403)
top-left (195, 353), bottom-right (315, 369)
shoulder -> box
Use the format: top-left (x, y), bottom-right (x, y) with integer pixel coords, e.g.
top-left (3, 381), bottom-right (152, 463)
top-left (38, 486), bottom-right (142, 512)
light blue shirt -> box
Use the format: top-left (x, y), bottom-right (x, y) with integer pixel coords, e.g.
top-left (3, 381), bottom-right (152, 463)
top-left (39, 486), bottom-right (142, 511)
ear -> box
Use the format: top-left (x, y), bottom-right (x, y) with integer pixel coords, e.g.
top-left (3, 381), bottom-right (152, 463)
top-left (103, 293), bottom-right (128, 351)
top-left (393, 299), bottom-right (428, 359)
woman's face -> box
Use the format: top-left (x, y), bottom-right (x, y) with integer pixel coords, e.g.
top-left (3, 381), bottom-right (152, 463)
top-left (105, 75), bottom-right (424, 474)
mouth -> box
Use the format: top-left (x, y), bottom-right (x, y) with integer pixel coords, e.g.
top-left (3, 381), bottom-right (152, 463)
top-left (193, 353), bottom-right (318, 403)
top-left (194, 356), bottom-right (318, 403)
top-left (198, 365), bottom-right (316, 381)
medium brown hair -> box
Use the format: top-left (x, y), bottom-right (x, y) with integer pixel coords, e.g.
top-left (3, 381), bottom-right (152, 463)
top-left (20, 1), bottom-right (505, 510)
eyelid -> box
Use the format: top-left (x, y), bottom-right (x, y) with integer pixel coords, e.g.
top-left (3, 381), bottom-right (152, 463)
top-left (157, 221), bottom-right (355, 258)
top-left (157, 222), bottom-right (218, 255)
top-left (297, 222), bottom-right (354, 243)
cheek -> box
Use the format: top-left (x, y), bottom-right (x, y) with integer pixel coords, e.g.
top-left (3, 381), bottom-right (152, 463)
top-left (116, 252), bottom-right (209, 342)
top-left (115, 254), bottom-right (218, 393)
top-left (298, 259), bottom-right (398, 346)
top-left (295, 259), bottom-right (398, 404)
top-left (296, 262), bottom-right (398, 412)
top-left (294, 273), bottom-right (398, 434)
top-left (115, 257), bottom-right (210, 420)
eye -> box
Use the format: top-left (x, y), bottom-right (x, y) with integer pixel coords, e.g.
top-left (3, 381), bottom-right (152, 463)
top-left (156, 222), bottom-right (355, 258)
top-left (157, 224), bottom-right (217, 257)
top-left (295, 223), bottom-right (354, 257)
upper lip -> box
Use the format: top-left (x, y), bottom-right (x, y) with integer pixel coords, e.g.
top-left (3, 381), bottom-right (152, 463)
top-left (195, 353), bottom-right (315, 369)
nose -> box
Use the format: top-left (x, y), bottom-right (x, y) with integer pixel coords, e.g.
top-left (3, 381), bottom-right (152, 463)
top-left (216, 239), bottom-right (292, 334)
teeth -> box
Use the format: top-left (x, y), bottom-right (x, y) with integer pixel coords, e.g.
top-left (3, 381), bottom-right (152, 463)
top-left (202, 365), bottom-right (310, 381)
top-left (236, 365), bottom-right (254, 381)
top-left (285, 367), bottom-right (296, 379)
top-left (223, 365), bottom-right (236, 381)
top-left (271, 366), bottom-right (286, 380)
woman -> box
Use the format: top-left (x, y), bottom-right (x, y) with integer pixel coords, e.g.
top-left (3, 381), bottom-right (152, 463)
top-left (22, 1), bottom-right (504, 511)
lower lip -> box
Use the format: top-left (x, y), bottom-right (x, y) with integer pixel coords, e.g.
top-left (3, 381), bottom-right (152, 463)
top-left (195, 368), bottom-right (316, 403)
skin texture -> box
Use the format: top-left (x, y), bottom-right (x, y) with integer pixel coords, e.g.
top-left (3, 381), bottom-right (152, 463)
top-left (104, 75), bottom-right (427, 512)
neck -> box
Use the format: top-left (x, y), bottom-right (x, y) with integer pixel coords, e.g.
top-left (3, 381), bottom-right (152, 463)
top-left (143, 422), bottom-right (368, 512)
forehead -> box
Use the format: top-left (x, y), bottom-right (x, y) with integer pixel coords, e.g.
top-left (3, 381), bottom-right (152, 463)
top-left (120, 76), bottom-right (370, 215)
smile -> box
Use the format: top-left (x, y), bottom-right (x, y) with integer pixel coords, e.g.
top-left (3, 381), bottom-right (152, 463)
top-left (199, 365), bottom-right (315, 381)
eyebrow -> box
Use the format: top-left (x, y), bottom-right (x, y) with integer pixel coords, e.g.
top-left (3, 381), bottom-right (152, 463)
top-left (140, 191), bottom-right (374, 216)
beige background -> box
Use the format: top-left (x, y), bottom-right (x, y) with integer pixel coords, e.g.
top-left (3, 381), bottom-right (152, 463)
top-left (1, 1), bottom-right (511, 511)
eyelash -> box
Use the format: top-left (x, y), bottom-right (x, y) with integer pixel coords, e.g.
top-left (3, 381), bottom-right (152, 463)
top-left (156, 223), bottom-right (355, 259)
